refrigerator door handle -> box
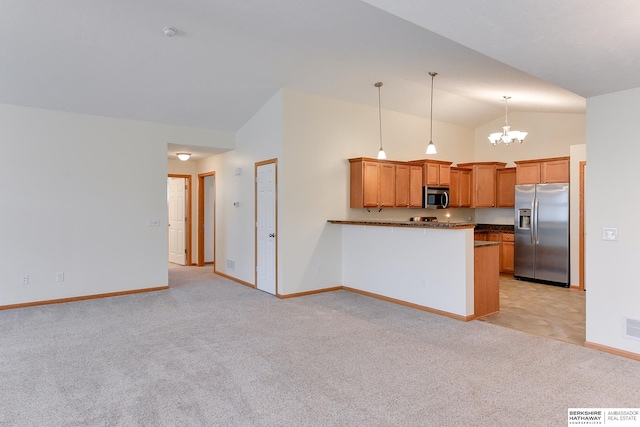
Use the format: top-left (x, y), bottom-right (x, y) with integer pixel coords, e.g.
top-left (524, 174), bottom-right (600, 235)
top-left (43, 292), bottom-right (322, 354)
top-left (534, 198), bottom-right (540, 245)
top-left (530, 198), bottom-right (536, 244)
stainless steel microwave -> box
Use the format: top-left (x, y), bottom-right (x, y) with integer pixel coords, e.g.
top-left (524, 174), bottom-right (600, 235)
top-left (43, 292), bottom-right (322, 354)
top-left (423, 186), bottom-right (450, 209)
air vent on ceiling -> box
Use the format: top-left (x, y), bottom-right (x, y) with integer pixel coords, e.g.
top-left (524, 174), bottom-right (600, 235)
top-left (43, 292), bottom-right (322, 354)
top-left (624, 317), bottom-right (640, 341)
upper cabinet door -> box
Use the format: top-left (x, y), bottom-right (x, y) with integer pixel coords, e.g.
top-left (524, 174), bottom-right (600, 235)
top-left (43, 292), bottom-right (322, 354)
top-left (449, 169), bottom-right (460, 207)
top-left (459, 169), bottom-right (471, 207)
top-left (515, 157), bottom-right (569, 185)
top-left (362, 161), bottom-right (380, 207)
top-left (497, 168), bottom-right (516, 207)
top-left (541, 159), bottom-right (569, 183)
top-left (474, 164), bottom-right (498, 207)
top-left (516, 162), bottom-right (540, 185)
top-left (423, 161), bottom-right (452, 186)
top-left (378, 163), bottom-right (396, 207)
top-left (425, 163), bottom-right (440, 186)
top-left (395, 164), bottom-right (410, 207)
top-left (409, 165), bottom-right (424, 208)
top-left (438, 164), bottom-right (451, 186)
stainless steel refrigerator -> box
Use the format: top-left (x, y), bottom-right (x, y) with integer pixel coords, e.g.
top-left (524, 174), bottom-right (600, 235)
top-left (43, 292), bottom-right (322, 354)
top-left (514, 183), bottom-right (569, 287)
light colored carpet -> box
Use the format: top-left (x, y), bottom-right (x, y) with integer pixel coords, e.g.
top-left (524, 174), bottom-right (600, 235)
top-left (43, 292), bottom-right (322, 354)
top-left (0, 265), bottom-right (638, 426)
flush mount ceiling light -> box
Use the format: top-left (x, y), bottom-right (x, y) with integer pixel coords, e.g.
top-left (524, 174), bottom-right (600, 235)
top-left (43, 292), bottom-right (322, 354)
top-left (426, 72), bottom-right (438, 155)
top-left (176, 153), bottom-right (191, 161)
top-left (488, 96), bottom-right (528, 146)
top-left (375, 82), bottom-right (387, 160)
top-left (163, 27), bottom-right (177, 37)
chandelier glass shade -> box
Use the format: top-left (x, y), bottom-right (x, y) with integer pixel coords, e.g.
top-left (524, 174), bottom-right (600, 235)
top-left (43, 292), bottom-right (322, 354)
top-left (488, 96), bottom-right (527, 146)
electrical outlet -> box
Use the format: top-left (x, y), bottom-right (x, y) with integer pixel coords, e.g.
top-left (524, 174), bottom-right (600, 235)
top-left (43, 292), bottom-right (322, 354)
top-left (55, 272), bottom-right (64, 282)
top-left (20, 275), bottom-right (29, 285)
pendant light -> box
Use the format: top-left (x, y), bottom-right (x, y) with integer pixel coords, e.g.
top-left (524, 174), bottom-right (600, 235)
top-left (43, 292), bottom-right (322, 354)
top-left (488, 96), bottom-right (527, 146)
top-left (375, 82), bottom-right (387, 160)
top-left (426, 72), bottom-right (438, 155)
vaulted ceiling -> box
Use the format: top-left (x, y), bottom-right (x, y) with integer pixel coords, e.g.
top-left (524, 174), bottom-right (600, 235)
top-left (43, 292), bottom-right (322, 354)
top-left (2, 0), bottom-right (638, 137)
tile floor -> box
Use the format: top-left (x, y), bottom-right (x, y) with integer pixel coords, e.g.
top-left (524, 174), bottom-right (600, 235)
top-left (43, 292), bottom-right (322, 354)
top-left (477, 274), bottom-right (586, 346)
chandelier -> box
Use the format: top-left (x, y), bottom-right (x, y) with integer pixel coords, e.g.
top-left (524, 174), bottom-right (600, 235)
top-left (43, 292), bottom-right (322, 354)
top-left (488, 96), bottom-right (527, 146)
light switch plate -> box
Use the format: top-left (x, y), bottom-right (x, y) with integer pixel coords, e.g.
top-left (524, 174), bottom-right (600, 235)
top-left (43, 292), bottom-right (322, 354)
top-left (602, 227), bottom-right (618, 241)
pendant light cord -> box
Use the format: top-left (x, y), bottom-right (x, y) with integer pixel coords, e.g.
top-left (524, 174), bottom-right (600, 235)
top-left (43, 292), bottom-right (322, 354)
top-left (429, 72), bottom-right (437, 143)
top-left (377, 82), bottom-right (383, 151)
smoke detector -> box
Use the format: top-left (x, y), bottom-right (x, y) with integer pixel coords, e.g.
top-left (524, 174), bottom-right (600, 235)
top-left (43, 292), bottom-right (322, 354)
top-left (163, 27), bottom-right (177, 37)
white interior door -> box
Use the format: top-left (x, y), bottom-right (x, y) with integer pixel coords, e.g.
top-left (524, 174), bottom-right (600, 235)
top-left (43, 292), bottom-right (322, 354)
top-left (168, 177), bottom-right (186, 265)
top-left (256, 162), bottom-right (277, 295)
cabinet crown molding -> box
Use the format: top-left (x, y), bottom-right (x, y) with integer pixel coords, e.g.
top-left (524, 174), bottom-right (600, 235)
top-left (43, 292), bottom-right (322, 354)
top-left (513, 156), bottom-right (569, 165)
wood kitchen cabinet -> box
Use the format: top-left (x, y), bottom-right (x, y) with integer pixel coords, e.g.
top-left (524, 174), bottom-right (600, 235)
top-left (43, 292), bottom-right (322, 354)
top-left (349, 158), bottom-right (395, 208)
top-left (394, 163), bottom-right (423, 208)
top-left (474, 232), bottom-right (487, 241)
top-left (474, 231), bottom-right (515, 273)
top-left (426, 161), bottom-right (451, 186)
top-left (515, 157), bottom-right (569, 184)
top-left (409, 164), bottom-right (423, 207)
top-left (457, 162), bottom-right (507, 208)
top-left (496, 167), bottom-right (516, 207)
top-left (395, 164), bottom-right (410, 207)
top-left (411, 159), bottom-right (452, 187)
top-left (487, 232), bottom-right (501, 242)
top-left (501, 233), bottom-right (514, 273)
top-left (474, 244), bottom-right (500, 318)
top-left (449, 167), bottom-right (471, 208)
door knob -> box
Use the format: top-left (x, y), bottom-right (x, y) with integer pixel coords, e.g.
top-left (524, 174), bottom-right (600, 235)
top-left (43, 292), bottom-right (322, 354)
top-left (269, 233), bottom-right (275, 238)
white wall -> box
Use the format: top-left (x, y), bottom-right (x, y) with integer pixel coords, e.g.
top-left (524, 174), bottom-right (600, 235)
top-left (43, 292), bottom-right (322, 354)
top-left (197, 90), bottom-right (284, 285)
top-left (569, 144), bottom-right (586, 288)
top-left (474, 112), bottom-right (586, 166)
top-left (585, 88), bottom-right (640, 354)
top-left (0, 103), bottom-right (227, 306)
top-left (342, 226), bottom-right (474, 316)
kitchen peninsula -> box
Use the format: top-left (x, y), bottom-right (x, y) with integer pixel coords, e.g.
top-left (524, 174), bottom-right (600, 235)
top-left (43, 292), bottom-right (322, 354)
top-left (328, 219), bottom-right (499, 321)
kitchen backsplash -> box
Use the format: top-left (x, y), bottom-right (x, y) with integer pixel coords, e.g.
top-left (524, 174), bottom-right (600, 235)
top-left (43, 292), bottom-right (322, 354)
top-left (474, 208), bottom-right (514, 225)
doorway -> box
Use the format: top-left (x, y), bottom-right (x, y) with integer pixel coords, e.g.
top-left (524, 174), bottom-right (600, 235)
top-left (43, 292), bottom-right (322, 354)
top-left (197, 172), bottom-right (216, 267)
top-left (168, 174), bottom-right (192, 266)
top-left (255, 159), bottom-right (277, 295)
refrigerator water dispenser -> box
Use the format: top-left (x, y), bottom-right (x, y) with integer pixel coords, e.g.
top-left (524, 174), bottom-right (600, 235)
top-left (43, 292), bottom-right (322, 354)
top-left (518, 209), bottom-right (531, 229)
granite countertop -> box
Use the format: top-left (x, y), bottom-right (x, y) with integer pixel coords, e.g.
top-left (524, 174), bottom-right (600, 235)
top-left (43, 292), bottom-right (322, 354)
top-left (474, 241), bottom-right (501, 248)
top-left (327, 219), bottom-right (475, 229)
top-left (474, 224), bottom-right (515, 233)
